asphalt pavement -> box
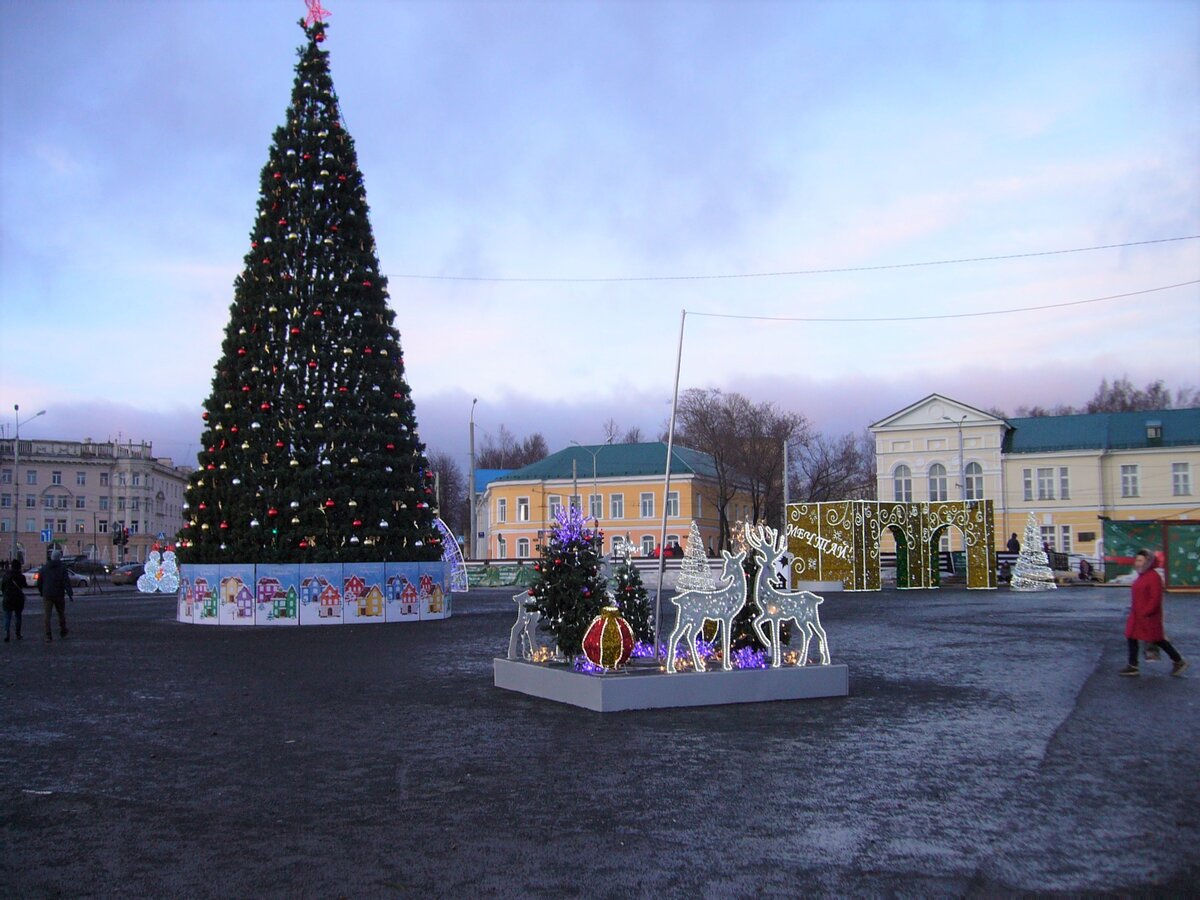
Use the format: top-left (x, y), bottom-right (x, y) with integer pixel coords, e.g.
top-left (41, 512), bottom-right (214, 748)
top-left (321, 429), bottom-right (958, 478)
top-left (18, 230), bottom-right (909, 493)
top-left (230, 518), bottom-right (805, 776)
top-left (2, 582), bottom-right (1197, 897)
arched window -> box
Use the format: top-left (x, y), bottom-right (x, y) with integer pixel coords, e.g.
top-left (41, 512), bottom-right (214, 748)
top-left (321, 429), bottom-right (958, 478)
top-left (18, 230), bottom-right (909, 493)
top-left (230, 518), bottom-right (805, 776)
top-left (641, 535), bottom-right (656, 556)
top-left (928, 463), bottom-right (948, 502)
top-left (893, 465), bottom-right (912, 503)
top-left (496, 536), bottom-right (507, 558)
top-left (965, 462), bottom-right (984, 500)
top-left (516, 538), bottom-right (530, 558)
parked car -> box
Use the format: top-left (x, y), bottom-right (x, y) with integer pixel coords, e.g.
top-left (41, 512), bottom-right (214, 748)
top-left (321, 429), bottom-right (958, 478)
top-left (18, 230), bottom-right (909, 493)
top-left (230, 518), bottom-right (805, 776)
top-left (69, 559), bottom-right (112, 576)
top-left (23, 566), bottom-right (89, 588)
top-left (110, 563), bottom-right (145, 586)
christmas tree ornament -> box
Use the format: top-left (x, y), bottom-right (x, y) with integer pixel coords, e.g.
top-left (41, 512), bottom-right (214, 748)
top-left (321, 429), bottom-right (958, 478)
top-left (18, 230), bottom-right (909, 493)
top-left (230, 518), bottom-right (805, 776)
top-left (582, 606), bottom-right (634, 670)
top-left (677, 520), bottom-right (715, 592)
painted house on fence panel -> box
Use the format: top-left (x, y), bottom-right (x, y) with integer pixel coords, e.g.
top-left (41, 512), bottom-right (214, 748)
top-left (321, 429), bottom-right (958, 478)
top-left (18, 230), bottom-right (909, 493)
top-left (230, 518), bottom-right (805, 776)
top-left (482, 442), bottom-right (754, 560)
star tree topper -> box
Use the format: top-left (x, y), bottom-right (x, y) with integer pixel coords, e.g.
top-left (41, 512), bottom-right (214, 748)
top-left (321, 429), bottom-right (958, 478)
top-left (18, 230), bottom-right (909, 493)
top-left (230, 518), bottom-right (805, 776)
top-left (304, 0), bottom-right (331, 27)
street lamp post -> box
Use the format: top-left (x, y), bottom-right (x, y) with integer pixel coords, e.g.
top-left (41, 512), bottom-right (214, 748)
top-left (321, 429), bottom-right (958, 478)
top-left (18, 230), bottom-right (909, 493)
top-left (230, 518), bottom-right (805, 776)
top-left (570, 440), bottom-right (609, 522)
top-left (942, 414), bottom-right (967, 500)
top-left (11, 404), bottom-right (47, 562)
top-left (468, 398), bottom-right (477, 560)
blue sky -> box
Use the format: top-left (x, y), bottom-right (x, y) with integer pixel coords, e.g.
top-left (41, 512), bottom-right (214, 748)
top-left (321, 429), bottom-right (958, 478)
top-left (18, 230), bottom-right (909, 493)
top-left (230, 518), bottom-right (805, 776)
top-left (2, 0), bottom-right (1197, 474)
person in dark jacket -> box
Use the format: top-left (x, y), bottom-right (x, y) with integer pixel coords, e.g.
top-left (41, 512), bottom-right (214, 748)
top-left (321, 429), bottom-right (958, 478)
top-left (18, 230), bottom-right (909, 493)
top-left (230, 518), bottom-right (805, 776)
top-left (1119, 549), bottom-right (1187, 677)
top-left (1006, 533), bottom-right (1020, 554)
top-left (2, 558), bottom-right (27, 641)
top-left (38, 548), bottom-right (73, 642)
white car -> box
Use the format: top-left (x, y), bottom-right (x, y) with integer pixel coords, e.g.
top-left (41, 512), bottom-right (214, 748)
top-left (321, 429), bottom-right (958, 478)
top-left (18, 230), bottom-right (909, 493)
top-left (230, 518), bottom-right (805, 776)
top-left (23, 567), bottom-right (90, 589)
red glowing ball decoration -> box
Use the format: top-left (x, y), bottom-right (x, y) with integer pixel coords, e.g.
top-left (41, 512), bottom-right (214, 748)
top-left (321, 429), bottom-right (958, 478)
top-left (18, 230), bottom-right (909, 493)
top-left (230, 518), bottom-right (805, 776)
top-left (582, 607), bottom-right (634, 670)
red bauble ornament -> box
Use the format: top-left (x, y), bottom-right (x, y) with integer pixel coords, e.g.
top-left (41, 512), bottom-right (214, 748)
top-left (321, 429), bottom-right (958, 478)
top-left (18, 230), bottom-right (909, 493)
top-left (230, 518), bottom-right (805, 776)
top-left (324, 499), bottom-right (335, 508)
top-left (260, 402), bottom-right (271, 411)
top-left (267, 508), bottom-right (279, 517)
top-left (582, 607), bottom-right (634, 670)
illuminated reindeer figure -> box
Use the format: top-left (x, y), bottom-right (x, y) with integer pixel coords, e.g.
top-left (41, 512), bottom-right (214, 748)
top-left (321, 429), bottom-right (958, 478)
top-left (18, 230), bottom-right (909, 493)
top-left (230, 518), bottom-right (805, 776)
top-left (666, 549), bottom-right (748, 673)
top-left (746, 524), bottom-right (830, 667)
top-left (507, 591), bottom-right (542, 660)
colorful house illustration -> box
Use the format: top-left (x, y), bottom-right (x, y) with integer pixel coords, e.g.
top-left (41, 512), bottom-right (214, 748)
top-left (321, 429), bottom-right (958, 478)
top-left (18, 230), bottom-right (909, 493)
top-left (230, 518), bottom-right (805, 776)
top-left (399, 579), bottom-right (419, 616)
top-left (194, 577), bottom-right (219, 619)
top-left (317, 581), bottom-right (341, 617)
top-left (235, 584), bottom-right (255, 618)
top-left (359, 584), bottom-right (384, 618)
top-left (256, 577), bottom-right (283, 608)
top-left (343, 574), bottom-right (367, 605)
top-left (273, 585), bottom-right (298, 620)
top-left (220, 576), bottom-right (245, 607)
top-left (418, 573), bottom-right (434, 604)
top-left (428, 583), bottom-right (444, 615)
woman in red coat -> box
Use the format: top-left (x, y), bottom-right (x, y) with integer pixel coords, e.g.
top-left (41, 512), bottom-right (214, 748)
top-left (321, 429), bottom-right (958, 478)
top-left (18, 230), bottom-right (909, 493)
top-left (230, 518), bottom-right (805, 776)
top-left (1119, 549), bottom-right (1188, 676)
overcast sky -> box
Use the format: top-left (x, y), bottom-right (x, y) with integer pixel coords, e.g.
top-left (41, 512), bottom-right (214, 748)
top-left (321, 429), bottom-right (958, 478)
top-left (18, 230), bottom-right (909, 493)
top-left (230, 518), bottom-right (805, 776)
top-left (2, 0), bottom-right (1197, 474)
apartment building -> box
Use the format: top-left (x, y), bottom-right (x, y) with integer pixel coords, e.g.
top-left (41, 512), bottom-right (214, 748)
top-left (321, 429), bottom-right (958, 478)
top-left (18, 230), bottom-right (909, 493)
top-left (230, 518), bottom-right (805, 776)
top-left (870, 394), bottom-right (1199, 560)
top-left (482, 442), bottom-right (754, 560)
top-left (0, 437), bottom-right (193, 565)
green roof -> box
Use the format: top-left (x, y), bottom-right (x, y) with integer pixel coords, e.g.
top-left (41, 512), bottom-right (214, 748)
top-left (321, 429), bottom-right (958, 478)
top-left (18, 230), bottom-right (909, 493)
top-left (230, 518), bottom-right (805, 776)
top-left (493, 442), bottom-right (721, 482)
top-left (1003, 408), bottom-right (1200, 453)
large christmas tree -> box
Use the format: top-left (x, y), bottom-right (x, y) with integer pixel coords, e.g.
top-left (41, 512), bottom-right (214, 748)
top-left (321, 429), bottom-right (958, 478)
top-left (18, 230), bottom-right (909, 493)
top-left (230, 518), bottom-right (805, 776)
top-left (180, 8), bottom-right (440, 564)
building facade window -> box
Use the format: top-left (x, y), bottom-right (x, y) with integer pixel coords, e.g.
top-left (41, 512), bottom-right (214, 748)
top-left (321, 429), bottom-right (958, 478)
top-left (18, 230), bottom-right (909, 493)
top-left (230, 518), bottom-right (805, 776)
top-left (1060, 525), bottom-right (1071, 553)
top-left (25, 496), bottom-right (35, 508)
top-left (26, 471), bottom-right (37, 485)
top-left (76, 471), bottom-right (86, 486)
top-left (496, 536), bottom-right (506, 557)
top-left (589, 494), bottom-right (602, 518)
top-left (51, 471), bottom-right (63, 486)
top-left (964, 462), bottom-right (983, 500)
top-left (57, 496), bottom-right (69, 509)
top-left (666, 491), bottom-right (680, 517)
top-left (118, 473), bottom-right (126, 487)
top-left (517, 497), bottom-right (530, 521)
top-left (569, 494), bottom-right (581, 512)
top-left (0, 469), bottom-right (10, 484)
top-left (98, 520), bottom-right (108, 533)
top-left (100, 473), bottom-right (109, 487)
top-left (1040, 525), bottom-right (1055, 550)
top-left (1036, 467), bottom-right (1055, 501)
top-left (893, 465), bottom-right (912, 503)
top-left (1059, 467), bottom-right (1070, 500)
top-left (1023, 469), bottom-right (1033, 502)
top-left (641, 535), bottom-right (656, 556)
top-left (76, 496), bottom-right (86, 509)
top-left (611, 535), bottom-right (626, 555)
top-left (0, 494), bottom-right (9, 508)
top-left (133, 473), bottom-right (141, 486)
top-left (928, 464), bottom-right (948, 502)
top-left (1173, 462), bottom-right (1191, 496)
top-left (99, 497), bottom-right (109, 511)
top-left (496, 498), bottom-right (507, 523)
top-left (610, 494), bottom-right (624, 519)
top-left (1120, 465), bottom-right (1139, 498)
top-left (75, 520), bottom-right (85, 534)
top-left (640, 492), bottom-right (654, 518)
top-left (43, 496), bottom-right (54, 509)
top-left (516, 538), bottom-right (529, 558)
top-left (548, 495), bottom-right (562, 519)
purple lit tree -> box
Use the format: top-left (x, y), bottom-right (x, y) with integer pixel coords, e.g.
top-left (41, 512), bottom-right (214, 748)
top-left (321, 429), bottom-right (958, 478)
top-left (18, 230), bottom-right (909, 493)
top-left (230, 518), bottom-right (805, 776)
top-left (526, 506), bottom-right (608, 658)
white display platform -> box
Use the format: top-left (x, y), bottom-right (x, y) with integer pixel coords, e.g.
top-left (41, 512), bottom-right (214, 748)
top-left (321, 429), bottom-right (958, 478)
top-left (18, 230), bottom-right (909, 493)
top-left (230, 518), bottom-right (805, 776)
top-left (494, 658), bottom-right (849, 712)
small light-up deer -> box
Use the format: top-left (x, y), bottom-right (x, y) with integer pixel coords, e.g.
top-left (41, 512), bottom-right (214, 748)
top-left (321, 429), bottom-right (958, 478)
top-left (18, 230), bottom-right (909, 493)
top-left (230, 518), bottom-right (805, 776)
top-left (746, 524), bottom-right (829, 667)
top-left (666, 549), bottom-right (748, 673)
top-left (508, 591), bottom-right (542, 660)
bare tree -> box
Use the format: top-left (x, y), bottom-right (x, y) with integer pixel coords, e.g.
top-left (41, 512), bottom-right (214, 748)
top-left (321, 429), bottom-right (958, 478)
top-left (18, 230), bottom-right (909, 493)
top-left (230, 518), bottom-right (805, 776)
top-left (621, 425), bottom-right (643, 444)
top-left (790, 430), bottom-right (876, 502)
top-left (475, 426), bottom-right (548, 469)
top-left (426, 450), bottom-right (467, 539)
top-left (602, 418), bottom-right (621, 444)
top-left (675, 389), bottom-right (807, 548)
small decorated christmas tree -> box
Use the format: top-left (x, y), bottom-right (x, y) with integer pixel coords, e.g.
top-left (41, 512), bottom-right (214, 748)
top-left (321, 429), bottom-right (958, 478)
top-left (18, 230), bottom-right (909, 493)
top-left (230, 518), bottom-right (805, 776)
top-left (1011, 513), bottom-right (1057, 591)
top-left (610, 549), bottom-right (653, 642)
top-left (677, 520), bottom-right (715, 592)
top-left (527, 506), bottom-right (609, 658)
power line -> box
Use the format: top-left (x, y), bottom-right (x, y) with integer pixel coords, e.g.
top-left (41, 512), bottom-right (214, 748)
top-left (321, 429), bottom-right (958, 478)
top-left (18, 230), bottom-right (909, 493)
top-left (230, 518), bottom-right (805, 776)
top-left (688, 279), bottom-right (1200, 323)
top-left (386, 235), bottom-right (1200, 284)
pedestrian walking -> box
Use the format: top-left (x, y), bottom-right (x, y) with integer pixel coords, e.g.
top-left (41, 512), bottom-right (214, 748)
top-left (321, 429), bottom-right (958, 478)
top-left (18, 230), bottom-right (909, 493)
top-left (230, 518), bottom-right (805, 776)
top-left (2, 559), bottom-right (27, 642)
top-left (1007, 533), bottom-right (1020, 554)
top-left (38, 548), bottom-right (73, 642)
top-left (1119, 548), bottom-right (1187, 677)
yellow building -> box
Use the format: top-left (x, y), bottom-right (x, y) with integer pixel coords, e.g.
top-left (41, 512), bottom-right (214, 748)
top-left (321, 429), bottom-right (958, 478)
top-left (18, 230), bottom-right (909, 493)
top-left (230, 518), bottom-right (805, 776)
top-left (481, 442), bottom-right (755, 560)
top-left (871, 394), bottom-right (1200, 559)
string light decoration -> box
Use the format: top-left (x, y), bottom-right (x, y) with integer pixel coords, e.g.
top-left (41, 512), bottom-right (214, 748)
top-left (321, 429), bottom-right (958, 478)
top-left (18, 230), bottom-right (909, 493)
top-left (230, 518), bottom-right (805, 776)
top-left (1011, 512), bottom-right (1057, 592)
top-left (609, 547), bottom-right (653, 642)
top-left (676, 520), bottom-right (715, 593)
top-left (581, 606), bottom-right (634, 670)
top-left (746, 524), bottom-right (830, 667)
top-left (137, 549), bottom-right (181, 594)
top-left (665, 549), bottom-right (748, 673)
top-left (179, 5), bottom-right (441, 566)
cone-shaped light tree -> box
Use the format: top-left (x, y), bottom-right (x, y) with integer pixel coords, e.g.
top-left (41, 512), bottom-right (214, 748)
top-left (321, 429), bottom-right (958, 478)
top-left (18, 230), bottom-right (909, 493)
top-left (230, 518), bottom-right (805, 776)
top-left (180, 11), bottom-right (440, 564)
